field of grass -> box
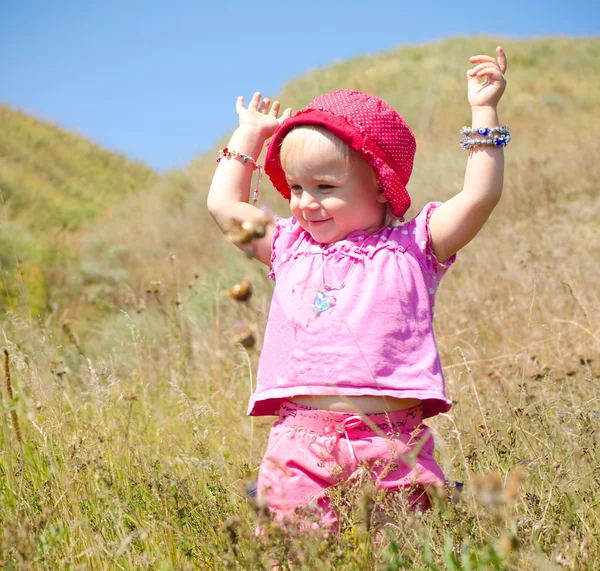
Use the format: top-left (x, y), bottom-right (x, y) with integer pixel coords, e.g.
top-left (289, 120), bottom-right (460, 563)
top-left (1, 36), bottom-right (599, 569)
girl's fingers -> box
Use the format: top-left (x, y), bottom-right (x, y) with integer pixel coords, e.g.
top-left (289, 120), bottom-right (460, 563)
top-left (475, 65), bottom-right (503, 79)
top-left (248, 92), bottom-right (262, 110)
top-left (469, 47), bottom-right (508, 75)
top-left (496, 46), bottom-right (508, 74)
top-left (468, 62), bottom-right (499, 76)
top-left (269, 101), bottom-right (281, 117)
top-left (469, 55), bottom-right (497, 64)
top-left (258, 97), bottom-right (271, 114)
top-left (237, 92), bottom-right (291, 120)
top-left (278, 108), bottom-right (293, 124)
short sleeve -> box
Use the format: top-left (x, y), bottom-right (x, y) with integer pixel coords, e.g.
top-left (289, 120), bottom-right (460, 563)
top-left (268, 217), bottom-right (306, 280)
top-left (408, 201), bottom-right (456, 278)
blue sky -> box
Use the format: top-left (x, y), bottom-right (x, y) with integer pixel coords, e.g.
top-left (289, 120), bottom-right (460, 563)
top-left (2, 0), bottom-right (598, 172)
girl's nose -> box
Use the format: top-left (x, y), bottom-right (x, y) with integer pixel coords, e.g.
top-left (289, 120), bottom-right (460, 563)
top-left (299, 191), bottom-right (319, 210)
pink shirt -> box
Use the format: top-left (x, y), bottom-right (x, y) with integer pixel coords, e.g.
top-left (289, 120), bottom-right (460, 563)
top-left (247, 202), bottom-right (455, 419)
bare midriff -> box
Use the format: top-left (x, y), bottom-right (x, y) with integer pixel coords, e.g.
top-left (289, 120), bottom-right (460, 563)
top-left (288, 395), bottom-right (422, 414)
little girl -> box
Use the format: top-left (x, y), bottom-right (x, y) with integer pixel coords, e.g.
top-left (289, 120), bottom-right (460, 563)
top-left (208, 47), bottom-right (508, 529)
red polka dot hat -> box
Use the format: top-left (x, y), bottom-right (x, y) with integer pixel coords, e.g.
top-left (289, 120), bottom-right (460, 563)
top-left (265, 89), bottom-right (416, 219)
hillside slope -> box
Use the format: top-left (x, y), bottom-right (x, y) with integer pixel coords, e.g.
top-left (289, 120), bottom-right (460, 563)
top-left (3, 37), bottom-right (599, 325)
top-left (81, 36), bottom-right (600, 292)
top-left (0, 105), bottom-right (157, 312)
top-left (0, 105), bottom-right (156, 230)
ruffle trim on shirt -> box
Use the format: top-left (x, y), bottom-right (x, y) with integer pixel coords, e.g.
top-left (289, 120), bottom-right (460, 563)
top-left (410, 202), bottom-right (457, 278)
top-left (268, 217), bottom-right (285, 280)
top-left (424, 202), bottom-right (456, 271)
top-left (268, 202), bottom-right (456, 280)
top-left (269, 218), bottom-right (413, 276)
top-left (318, 228), bottom-right (410, 260)
top-left (268, 216), bottom-right (305, 280)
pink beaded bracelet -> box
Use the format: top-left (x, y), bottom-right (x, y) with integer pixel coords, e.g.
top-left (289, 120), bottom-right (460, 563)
top-left (216, 147), bottom-right (264, 203)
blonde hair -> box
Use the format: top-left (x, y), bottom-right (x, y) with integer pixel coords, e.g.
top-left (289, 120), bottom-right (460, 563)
top-left (279, 125), bottom-right (401, 228)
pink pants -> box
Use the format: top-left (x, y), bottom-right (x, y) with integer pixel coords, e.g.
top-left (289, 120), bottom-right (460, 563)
top-left (256, 400), bottom-right (444, 529)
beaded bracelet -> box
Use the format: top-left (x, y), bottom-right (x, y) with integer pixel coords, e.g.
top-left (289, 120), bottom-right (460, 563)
top-left (459, 126), bottom-right (511, 150)
top-left (460, 126), bottom-right (510, 137)
top-left (216, 147), bottom-right (264, 203)
top-left (460, 136), bottom-right (511, 150)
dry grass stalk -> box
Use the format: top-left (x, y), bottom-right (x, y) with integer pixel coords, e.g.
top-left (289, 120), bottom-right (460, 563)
top-left (4, 348), bottom-right (22, 443)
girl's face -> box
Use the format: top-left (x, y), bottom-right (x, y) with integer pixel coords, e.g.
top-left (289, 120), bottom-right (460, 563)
top-left (285, 137), bottom-right (387, 244)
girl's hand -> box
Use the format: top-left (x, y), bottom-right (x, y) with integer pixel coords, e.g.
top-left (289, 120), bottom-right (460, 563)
top-left (236, 92), bottom-right (292, 139)
top-left (467, 46), bottom-right (507, 109)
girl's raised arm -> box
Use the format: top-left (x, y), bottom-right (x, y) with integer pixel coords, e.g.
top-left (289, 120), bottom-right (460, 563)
top-left (428, 46), bottom-right (508, 263)
top-left (207, 92), bottom-right (292, 266)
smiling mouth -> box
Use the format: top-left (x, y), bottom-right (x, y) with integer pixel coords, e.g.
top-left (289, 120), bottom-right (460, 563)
top-left (307, 218), bottom-right (332, 225)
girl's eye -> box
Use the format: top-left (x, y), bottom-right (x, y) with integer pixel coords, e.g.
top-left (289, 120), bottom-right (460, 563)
top-left (290, 185), bottom-right (302, 193)
top-left (318, 184), bottom-right (334, 191)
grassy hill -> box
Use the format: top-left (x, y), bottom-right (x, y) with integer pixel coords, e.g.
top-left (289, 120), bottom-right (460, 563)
top-left (0, 105), bottom-right (157, 313)
top-left (69, 36), bottom-right (600, 339)
top-left (1, 37), bottom-right (599, 569)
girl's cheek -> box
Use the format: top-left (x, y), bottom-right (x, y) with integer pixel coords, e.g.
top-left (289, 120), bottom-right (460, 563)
top-left (320, 197), bottom-right (339, 210)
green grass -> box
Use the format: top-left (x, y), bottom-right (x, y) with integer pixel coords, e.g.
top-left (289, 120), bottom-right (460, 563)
top-left (1, 36), bottom-right (599, 569)
top-left (0, 105), bottom-right (156, 231)
top-left (0, 104), bottom-right (157, 314)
